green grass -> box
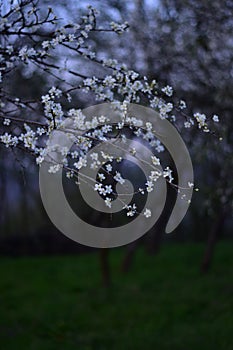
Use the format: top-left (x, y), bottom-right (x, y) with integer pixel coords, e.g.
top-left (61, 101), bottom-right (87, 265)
top-left (0, 242), bottom-right (233, 350)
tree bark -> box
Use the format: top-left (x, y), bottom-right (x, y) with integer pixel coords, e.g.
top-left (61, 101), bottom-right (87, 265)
top-left (201, 209), bottom-right (226, 273)
top-left (146, 226), bottom-right (164, 255)
top-left (121, 241), bottom-right (138, 273)
top-left (100, 249), bottom-right (111, 288)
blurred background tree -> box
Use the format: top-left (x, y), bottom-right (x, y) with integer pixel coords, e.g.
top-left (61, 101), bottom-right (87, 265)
top-left (0, 0), bottom-right (232, 272)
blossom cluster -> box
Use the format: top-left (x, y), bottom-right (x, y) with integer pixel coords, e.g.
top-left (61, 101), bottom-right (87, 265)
top-left (0, 1), bottom-right (221, 221)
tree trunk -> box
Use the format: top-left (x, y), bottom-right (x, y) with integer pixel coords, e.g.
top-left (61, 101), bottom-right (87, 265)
top-left (100, 249), bottom-right (111, 288)
top-left (146, 226), bottom-right (164, 255)
top-left (121, 241), bottom-right (138, 273)
top-left (200, 209), bottom-right (226, 273)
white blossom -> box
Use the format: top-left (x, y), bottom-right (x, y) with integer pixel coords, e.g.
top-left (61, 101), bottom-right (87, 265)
top-left (114, 171), bottom-right (125, 184)
top-left (97, 173), bottom-right (105, 181)
top-left (106, 164), bottom-right (112, 172)
top-left (162, 85), bottom-right (173, 97)
top-left (105, 197), bottom-right (112, 208)
top-left (143, 208), bottom-right (152, 218)
top-left (163, 167), bottom-right (174, 183)
top-left (74, 157), bottom-right (87, 170)
top-left (3, 119), bottom-right (11, 126)
top-left (212, 115), bottom-right (219, 123)
top-left (184, 121), bottom-right (191, 128)
top-left (194, 112), bottom-right (207, 128)
top-left (94, 183), bottom-right (102, 191)
top-left (110, 21), bottom-right (129, 34)
top-left (146, 180), bottom-right (154, 192)
top-left (151, 155), bottom-right (160, 166)
top-left (48, 164), bottom-right (61, 173)
top-left (179, 100), bottom-right (186, 110)
top-left (124, 203), bottom-right (137, 217)
top-left (0, 133), bottom-right (18, 147)
top-left (105, 185), bottom-right (113, 194)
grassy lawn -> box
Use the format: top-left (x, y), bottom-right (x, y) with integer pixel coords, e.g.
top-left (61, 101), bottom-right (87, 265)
top-left (0, 241), bottom-right (232, 350)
